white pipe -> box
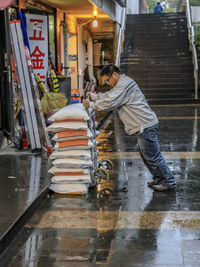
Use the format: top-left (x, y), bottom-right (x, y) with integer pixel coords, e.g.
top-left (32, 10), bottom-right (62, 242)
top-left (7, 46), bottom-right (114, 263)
top-left (115, 7), bottom-right (126, 67)
top-left (185, 0), bottom-right (199, 99)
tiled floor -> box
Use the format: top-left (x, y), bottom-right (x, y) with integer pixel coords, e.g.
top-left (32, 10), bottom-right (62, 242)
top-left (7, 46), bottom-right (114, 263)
top-left (1, 105), bottom-right (200, 266)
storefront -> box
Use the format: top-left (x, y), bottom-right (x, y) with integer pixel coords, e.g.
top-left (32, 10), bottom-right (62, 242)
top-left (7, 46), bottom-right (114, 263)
top-left (0, 0), bottom-right (128, 148)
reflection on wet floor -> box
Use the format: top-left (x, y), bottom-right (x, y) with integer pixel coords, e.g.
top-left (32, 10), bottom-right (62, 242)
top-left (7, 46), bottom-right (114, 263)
top-left (2, 105), bottom-right (200, 266)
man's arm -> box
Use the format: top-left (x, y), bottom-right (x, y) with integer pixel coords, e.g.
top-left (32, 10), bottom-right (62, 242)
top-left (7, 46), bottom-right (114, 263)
top-left (88, 91), bottom-right (110, 101)
top-left (83, 86), bottom-right (126, 111)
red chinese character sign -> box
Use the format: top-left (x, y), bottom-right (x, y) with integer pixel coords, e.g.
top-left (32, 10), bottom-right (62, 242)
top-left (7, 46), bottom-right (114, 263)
top-left (26, 14), bottom-right (48, 86)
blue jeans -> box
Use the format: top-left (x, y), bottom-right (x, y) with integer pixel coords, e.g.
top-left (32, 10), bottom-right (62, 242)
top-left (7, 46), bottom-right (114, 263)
top-left (137, 123), bottom-right (176, 188)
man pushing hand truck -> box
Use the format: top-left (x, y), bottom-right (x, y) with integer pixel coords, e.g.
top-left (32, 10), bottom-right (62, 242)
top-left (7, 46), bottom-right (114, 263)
top-left (83, 64), bottom-right (176, 192)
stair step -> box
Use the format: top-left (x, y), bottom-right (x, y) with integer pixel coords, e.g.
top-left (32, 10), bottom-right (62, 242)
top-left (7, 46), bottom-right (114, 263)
top-left (127, 24), bottom-right (187, 28)
top-left (120, 63), bottom-right (193, 69)
top-left (120, 61), bottom-right (193, 66)
top-left (127, 36), bottom-right (188, 41)
top-left (144, 94), bottom-right (195, 99)
top-left (126, 12), bottom-right (185, 18)
top-left (126, 21), bottom-right (187, 26)
top-left (127, 16), bottom-right (187, 21)
top-left (124, 42), bottom-right (189, 47)
top-left (125, 42), bottom-right (189, 47)
top-left (124, 72), bottom-right (193, 77)
top-left (127, 73), bottom-right (194, 79)
top-left (120, 64), bottom-right (193, 70)
top-left (121, 55), bottom-right (191, 60)
top-left (140, 88), bottom-right (194, 94)
top-left (122, 52), bottom-right (191, 57)
top-left (139, 83), bottom-right (194, 89)
top-left (127, 21), bottom-right (187, 26)
top-left (121, 62), bottom-right (193, 66)
top-left (135, 78), bottom-right (194, 83)
top-left (148, 98), bottom-right (200, 105)
top-left (128, 27), bottom-right (187, 31)
top-left (122, 47), bottom-right (190, 52)
top-left (125, 34), bottom-right (189, 39)
top-left (127, 13), bottom-right (186, 21)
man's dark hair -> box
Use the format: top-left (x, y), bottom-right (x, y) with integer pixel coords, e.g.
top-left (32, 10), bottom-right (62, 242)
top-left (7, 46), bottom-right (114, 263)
top-left (157, 2), bottom-right (160, 4)
top-left (100, 64), bottom-right (121, 77)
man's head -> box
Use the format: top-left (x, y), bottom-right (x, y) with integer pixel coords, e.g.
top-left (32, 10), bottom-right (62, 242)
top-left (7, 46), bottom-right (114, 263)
top-left (157, 2), bottom-right (160, 5)
top-left (101, 64), bottom-right (121, 87)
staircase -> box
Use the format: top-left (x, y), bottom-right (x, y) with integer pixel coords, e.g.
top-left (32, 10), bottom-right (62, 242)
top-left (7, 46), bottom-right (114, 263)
top-left (120, 12), bottom-right (196, 104)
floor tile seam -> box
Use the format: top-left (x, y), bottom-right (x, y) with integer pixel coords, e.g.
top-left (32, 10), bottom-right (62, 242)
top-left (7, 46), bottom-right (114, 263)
top-left (31, 210), bottom-right (200, 213)
top-left (158, 116), bottom-right (200, 120)
top-left (23, 225), bottom-right (200, 230)
top-left (99, 151), bottom-right (200, 159)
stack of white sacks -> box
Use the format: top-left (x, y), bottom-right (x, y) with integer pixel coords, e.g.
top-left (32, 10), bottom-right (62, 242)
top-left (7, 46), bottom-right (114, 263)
top-left (47, 103), bottom-right (94, 194)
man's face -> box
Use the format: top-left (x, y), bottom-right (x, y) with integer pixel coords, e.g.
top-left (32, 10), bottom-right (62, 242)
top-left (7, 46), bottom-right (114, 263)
top-left (102, 72), bottom-right (121, 88)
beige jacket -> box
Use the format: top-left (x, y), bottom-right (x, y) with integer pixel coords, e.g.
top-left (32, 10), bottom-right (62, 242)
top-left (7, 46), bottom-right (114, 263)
top-left (89, 74), bottom-right (158, 135)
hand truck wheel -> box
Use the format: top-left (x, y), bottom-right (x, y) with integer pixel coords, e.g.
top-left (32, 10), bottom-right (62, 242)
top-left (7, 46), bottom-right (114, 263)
top-left (98, 159), bottom-right (113, 174)
top-left (93, 168), bottom-right (109, 184)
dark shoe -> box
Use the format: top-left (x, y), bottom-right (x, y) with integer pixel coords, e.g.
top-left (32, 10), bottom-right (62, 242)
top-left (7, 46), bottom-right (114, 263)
top-left (118, 186), bottom-right (128, 192)
top-left (151, 183), bottom-right (176, 192)
top-left (147, 178), bottom-right (162, 187)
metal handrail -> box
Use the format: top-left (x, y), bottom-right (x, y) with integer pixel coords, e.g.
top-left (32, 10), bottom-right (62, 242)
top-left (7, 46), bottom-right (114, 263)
top-left (185, 0), bottom-right (199, 99)
top-left (115, 7), bottom-right (126, 67)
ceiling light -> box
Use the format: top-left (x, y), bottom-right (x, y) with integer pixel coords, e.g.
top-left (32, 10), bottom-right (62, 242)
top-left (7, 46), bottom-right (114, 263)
top-left (93, 9), bottom-right (97, 16)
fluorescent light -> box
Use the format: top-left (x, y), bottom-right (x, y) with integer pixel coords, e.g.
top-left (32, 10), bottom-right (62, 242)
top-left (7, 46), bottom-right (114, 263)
top-left (93, 20), bottom-right (98, 27)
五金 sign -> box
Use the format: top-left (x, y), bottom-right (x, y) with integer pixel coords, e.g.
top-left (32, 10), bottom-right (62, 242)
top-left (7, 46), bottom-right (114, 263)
top-left (26, 14), bottom-right (48, 86)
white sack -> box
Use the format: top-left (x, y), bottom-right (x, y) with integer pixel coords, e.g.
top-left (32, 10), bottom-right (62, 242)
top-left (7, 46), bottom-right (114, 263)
top-left (52, 129), bottom-right (93, 141)
top-left (49, 150), bottom-right (92, 160)
top-left (49, 103), bottom-right (90, 121)
top-left (53, 139), bottom-right (94, 151)
top-left (52, 158), bottom-right (93, 168)
top-left (48, 167), bottom-right (89, 175)
top-left (51, 175), bottom-right (91, 184)
top-left (49, 183), bottom-right (88, 194)
top-left (47, 121), bottom-right (88, 132)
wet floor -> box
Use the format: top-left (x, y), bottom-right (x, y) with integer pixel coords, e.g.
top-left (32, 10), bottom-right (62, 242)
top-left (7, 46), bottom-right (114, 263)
top-left (1, 104), bottom-right (200, 266)
top-left (0, 152), bottom-right (50, 240)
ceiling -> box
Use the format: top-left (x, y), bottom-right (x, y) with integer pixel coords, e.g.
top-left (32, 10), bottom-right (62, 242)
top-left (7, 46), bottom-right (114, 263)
top-left (37, 0), bottom-right (110, 19)
top-left (33, 0), bottom-right (114, 39)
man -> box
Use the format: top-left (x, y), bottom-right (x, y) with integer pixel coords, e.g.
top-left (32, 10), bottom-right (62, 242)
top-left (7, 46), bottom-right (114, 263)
top-left (83, 64), bottom-right (176, 192)
top-left (154, 2), bottom-right (163, 13)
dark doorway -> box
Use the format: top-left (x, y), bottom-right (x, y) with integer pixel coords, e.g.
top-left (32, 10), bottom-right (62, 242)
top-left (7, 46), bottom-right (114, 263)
top-left (0, 10), bottom-right (14, 140)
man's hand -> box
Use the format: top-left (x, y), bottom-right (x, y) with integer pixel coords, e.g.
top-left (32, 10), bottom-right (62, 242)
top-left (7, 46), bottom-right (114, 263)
top-left (86, 91), bottom-right (94, 100)
top-left (83, 99), bottom-right (90, 109)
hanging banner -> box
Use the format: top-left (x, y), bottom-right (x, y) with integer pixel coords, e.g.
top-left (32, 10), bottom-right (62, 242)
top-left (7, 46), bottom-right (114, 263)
top-left (26, 14), bottom-right (48, 86)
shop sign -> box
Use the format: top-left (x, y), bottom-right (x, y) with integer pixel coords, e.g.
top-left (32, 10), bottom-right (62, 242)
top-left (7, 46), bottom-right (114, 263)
top-left (26, 14), bottom-right (48, 86)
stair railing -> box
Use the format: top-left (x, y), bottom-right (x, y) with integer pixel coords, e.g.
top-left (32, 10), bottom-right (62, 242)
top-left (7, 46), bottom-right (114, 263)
top-left (185, 0), bottom-right (199, 99)
top-left (115, 7), bottom-right (126, 67)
